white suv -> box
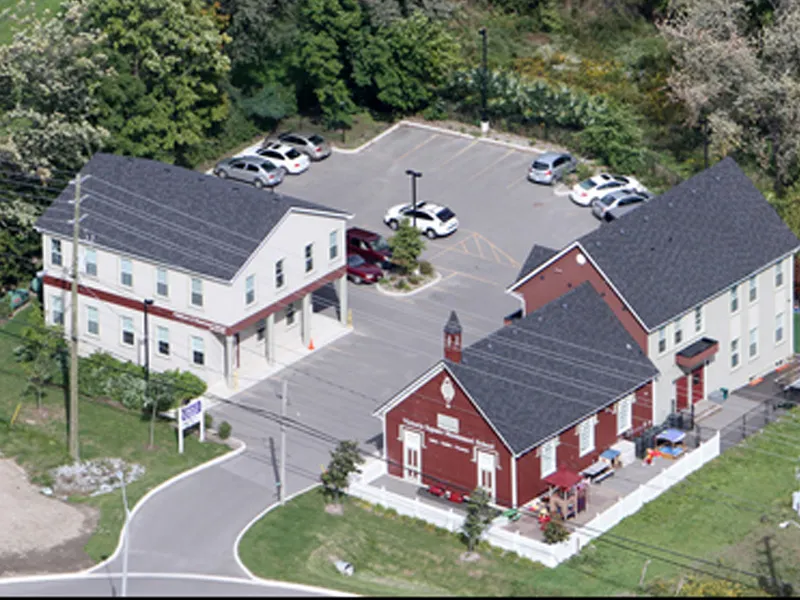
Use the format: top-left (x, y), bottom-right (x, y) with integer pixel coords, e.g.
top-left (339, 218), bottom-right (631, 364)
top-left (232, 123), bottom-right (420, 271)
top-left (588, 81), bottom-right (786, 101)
top-left (569, 173), bottom-right (647, 206)
top-left (251, 142), bottom-right (311, 174)
top-left (383, 201), bottom-right (459, 239)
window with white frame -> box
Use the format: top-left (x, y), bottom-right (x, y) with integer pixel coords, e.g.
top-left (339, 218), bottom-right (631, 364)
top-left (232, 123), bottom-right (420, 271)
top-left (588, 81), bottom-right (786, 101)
top-left (156, 268), bottom-right (169, 297)
top-left (286, 302), bottom-right (296, 326)
top-left (121, 316), bottom-right (135, 346)
top-left (749, 275), bottom-right (757, 303)
top-left (275, 259), bottom-right (285, 289)
top-left (51, 239), bottom-right (62, 266)
top-left (749, 327), bottom-right (758, 358)
top-left (674, 317), bottom-right (683, 345)
top-left (51, 296), bottom-right (64, 325)
top-left (617, 396), bottom-right (633, 435)
top-left (658, 327), bottom-right (666, 354)
top-left (731, 338), bottom-right (740, 368)
top-left (245, 274), bottom-right (255, 305)
top-left (540, 439), bottom-right (557, 478)
top-left (84, 248), bottom-right (97, 276)
top-left (191, 278), bottom-right (203, 307)
top-left (694, 306), bottom-right (703, 333)
top-left (578, 417), bottom-right (596, 457)
top-left (87, 306), bottom-right (99, 335)
top-left (120, 258), bottom-right (133, 287)
top-left (776, 312), bottom-right (785, 343)
top-left (191, 336), bottom-right (205, 366)
top-left (329, 230), bottom-right (338, 260)
top-left (775, 260), bottom-right (784, 288)
top-left (305, 243), bottom-right (314, 273)
top-left (157, 326), bottom-right (170, 356)
top-left (730, 285), bottom-right (739, 313)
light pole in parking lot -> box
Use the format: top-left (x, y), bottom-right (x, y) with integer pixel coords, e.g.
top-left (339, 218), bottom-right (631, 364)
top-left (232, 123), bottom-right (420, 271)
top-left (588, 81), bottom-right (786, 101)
top-left (405, 169), bottom-right (422, 229)
top-left (479, 27), bottom-right (489, 135)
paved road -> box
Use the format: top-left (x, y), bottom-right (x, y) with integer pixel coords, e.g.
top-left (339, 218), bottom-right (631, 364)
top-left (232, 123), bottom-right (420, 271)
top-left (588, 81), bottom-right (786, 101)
top-left (2, 125), bottom-right (602, 594)
top-left (0, 574), bottom-right (338, 597)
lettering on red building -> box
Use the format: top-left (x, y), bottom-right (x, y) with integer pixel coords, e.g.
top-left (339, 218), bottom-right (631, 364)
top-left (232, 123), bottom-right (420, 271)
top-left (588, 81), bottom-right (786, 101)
top-left (402, 417), bottom-right (495, 453)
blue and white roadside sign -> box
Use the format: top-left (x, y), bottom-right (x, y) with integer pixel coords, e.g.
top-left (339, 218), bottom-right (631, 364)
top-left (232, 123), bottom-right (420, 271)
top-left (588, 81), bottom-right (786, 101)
top-left (178, 397), bottom-right (205, 454)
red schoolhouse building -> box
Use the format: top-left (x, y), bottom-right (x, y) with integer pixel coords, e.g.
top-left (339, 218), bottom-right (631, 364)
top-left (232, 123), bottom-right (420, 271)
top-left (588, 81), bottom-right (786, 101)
top-left (373, 283), bottom-right (658, 508)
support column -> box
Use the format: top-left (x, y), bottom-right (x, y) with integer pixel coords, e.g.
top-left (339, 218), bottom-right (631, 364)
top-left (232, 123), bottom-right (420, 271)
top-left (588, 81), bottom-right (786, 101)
top-left (301, 294), bottom-right (312, 347)
top-left (336, 274), bottom-right (348, 326)
top-left (224, 334), bottom-right (234, 388)
top-left (266, 313), bottom-right (275, 365)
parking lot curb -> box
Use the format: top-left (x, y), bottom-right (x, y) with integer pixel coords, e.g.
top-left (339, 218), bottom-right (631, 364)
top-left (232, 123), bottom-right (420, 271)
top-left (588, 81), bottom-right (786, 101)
top-left (332, 120), bottom-right (547, 156)
top-left (376, 271), bottom-right (443, 298)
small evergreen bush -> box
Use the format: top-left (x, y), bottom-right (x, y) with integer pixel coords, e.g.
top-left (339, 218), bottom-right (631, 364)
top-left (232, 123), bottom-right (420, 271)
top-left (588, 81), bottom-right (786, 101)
top-left (218, 421), bottom-right (232, 440)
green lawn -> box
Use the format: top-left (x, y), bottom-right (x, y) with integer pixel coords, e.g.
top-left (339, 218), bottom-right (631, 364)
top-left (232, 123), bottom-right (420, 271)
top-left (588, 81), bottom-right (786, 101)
top-left (0, 307), bottom-right (229, 562)
top-left (240, 414), bottom-right (800, 596)
top-left (0, 0), bottom-right (63, 44)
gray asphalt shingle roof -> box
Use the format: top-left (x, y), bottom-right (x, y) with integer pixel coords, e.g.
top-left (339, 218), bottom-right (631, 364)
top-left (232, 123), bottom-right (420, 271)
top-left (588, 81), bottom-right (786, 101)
top-left (35, 153), bottom-right (350, 281)
top-left (448, 282), bottom-right (658, 455)
top-left (515, 244), bottom-right (558, 285)
top-left (577, 157), bottom-right (800, 330)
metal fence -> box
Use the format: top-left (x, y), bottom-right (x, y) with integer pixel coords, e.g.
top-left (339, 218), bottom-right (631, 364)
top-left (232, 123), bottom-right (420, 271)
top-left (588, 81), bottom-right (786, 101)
top-left (718, 390), bottom-right (797, 451)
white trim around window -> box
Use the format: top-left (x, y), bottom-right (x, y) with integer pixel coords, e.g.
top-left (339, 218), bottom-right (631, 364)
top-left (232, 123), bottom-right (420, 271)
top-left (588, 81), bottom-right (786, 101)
top-left (329, 230), bottom-right (339, 261)
top-left (245, 274), bottom-right (256, 305)
top-left (673, 317), bottom-right (683, 345)
top-left (616, 395), bottom-right (633, 435)
top-left (120, 316), bottom-right (135, 347)
top-left (540, 438), bottom-right (557, 478)
top-left (51, 295), bottom-right (64, 326)
top-left (748, 326), bottom-right (758, 360)
top-left (51, 238), bottom-right (63, 267)
top-left (190, 278), bottom-right (203, 308)
top-left (84, 248), bottom-right (97, 277)
top-left (775, 259), bottom-right (785, 288)
top-left (86, 305), bottom-right (99, 336)
top-left (731, 337), bottom-right (740, 370)
top-left (191, 335), bottom-right (205, 366)
top-left (775, 311), bottom-right (785, 345)
top-left (157, 325), bottom-right (170, 357)
top-left (578, 417), bottom-right (596, 457)
top-left (120, 258), bottom-right (133, 288)
top-left (749, 275), bottom-right (757, 303)
top-left (156, 267), bottom-right (169, 298)
top-left (304, 243), bottom-right (314, 274)
top-left (275, 259), bottom-right (285, 290)
top-left (694, 306), bottom-right (703, 334)
top-left (730, 284), bottom-right (739, 314)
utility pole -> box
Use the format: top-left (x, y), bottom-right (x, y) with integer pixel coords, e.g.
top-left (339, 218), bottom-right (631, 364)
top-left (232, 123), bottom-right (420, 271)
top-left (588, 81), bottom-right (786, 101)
top-left (280, 379), bottom-right (287, 505)
top-left (405, 170), bottom-right (422, 230)
top-left (479, 27), bottom-right (489, 135)
top-left (69, 175), bottom-right (81, 461)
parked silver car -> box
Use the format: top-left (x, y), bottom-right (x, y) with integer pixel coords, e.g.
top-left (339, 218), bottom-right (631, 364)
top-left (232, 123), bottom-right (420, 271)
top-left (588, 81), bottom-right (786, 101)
top-left (527, 152), bottom-right (577, 185)
top-left (591, 189), bottom-right (653, 221)
top-left (213, 156), bottom-right (286, 189)
top-left (276, 132), bottom-right (332, 161)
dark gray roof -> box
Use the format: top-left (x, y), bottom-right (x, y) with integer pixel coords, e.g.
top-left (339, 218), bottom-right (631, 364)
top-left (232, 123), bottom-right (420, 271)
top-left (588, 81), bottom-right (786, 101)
top-left (444, 310), bottom-right (462, 335)
top-left (448, 282), bottom-right (658, 455)
top-left (514, 244), bottom-right (558, 284)
top-left (35, 153), bottom-right (350, 281)
top-left (578, 157), bottom-right (800, 330)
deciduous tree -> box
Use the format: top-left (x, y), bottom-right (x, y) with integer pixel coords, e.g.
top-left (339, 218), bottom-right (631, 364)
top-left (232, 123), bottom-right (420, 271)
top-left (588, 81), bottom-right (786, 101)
top-left (320, 440), bottom-right (365, 506)
top-left (660, 0), bottom-right (800, 193)
top-left (388, 218), bottom-right (426, 274)
top-left (14, 301), bottom-right (68, 409)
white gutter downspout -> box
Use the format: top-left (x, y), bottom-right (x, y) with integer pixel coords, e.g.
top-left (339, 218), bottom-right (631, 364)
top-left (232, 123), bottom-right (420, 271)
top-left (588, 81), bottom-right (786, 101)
top-left (511, 453), bottom-right (518, 509)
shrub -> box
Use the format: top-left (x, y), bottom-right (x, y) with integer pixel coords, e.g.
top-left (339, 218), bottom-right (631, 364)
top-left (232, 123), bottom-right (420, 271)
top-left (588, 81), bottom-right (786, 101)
top-left (204, 412), bottom-right (213, 430)
top-left (575, 162), bottom-right (594, 182)
top-left (398, 280), bottom-right (410, 290)
top-left (543, 520), bottom-right (570, 544)
top-left (418, 260), bottom-right (434, 276)
top-left (407, 275), bottom-right (420, 285)
top-left (0, 298), bottom-right (11, 320)
top-left (578, 103), bottom-right (645, 173)
top-left (218, 421), bottom-right (232, 440)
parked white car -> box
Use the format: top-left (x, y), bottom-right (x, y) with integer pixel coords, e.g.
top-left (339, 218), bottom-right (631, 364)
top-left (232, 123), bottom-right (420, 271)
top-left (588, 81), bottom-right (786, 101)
top-left (570, 173), bottom-right (647, 206)
top-left (383, 201), bottom-right (459, 239)
top-left (250, 142), bottom-right (311, 174)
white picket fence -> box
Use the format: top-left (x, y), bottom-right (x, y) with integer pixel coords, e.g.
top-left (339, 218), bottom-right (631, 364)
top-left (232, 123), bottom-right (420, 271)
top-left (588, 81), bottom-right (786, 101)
top-left (348, 432), bottom-right (721, 568)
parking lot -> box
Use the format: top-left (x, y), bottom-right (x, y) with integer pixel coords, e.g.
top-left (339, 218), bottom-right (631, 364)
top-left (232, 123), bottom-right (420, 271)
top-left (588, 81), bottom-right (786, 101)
top-left (209, 124), bottom-right (601, 497)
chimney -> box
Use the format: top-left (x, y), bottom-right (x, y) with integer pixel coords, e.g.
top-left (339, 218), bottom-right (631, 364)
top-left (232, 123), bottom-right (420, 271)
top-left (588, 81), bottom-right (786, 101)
top-left (444, 310), bottom-right (462, 363)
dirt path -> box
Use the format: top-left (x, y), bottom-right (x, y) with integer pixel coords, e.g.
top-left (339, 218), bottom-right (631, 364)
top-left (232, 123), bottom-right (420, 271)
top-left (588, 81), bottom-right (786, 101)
top-left (0, 458), bottom-right (99, 577)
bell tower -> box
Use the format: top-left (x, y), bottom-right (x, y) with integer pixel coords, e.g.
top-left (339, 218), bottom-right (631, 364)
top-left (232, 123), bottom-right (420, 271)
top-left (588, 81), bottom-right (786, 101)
top-left (443, 310), bottom-right (462, 364)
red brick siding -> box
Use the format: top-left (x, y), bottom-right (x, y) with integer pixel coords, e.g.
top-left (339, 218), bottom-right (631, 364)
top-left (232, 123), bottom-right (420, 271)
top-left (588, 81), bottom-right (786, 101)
top-left (512, 246), bottom-right (648, 351)
top-left (385, 368), bottom-right (513, 506)
top-left (633, 381), bottom-right (653, 435)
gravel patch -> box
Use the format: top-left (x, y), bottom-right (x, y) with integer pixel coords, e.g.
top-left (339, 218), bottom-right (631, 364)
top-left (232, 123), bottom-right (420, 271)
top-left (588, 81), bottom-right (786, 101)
top-left (49, 457), bottom-right (145, 498)
top-left (0, 459), bottom-right (97, 563)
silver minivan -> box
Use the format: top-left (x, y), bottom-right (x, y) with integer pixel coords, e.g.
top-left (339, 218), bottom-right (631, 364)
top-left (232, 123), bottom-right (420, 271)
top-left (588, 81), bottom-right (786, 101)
top-left (527, 152), bottom-right (577, 185)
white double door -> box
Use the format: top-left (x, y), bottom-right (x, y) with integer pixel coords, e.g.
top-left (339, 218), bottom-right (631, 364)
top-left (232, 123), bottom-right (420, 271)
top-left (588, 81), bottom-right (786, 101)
top-left (477, 450), bottom-right (496, 503)
top-left (403, 430), bottom-right (422, 484)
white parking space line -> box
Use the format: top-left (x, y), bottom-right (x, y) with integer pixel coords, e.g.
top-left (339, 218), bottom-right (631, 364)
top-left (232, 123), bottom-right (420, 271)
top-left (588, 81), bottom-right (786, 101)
top-left (506, 176), bottom-right (529, 190)
top-left (393, 134), bottom-right (439, 163)
top-left (465, 149), bottom-right (515, 183)
top-left (434, 140), bottom-right (479, 169)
